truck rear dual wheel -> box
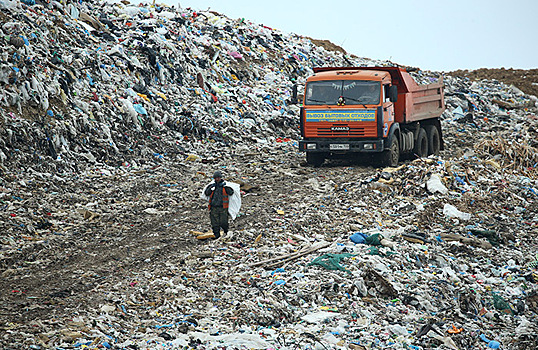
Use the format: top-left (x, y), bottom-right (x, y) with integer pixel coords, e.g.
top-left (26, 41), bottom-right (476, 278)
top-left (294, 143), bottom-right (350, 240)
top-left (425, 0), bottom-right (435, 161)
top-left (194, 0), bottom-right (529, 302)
top-left (413, 128), bottom-right (428, 158)
top-left (424, 125), bottom-right (440, 155)
top-left (380, 137), bottom-right (399, 167)
top-left (306, 152), bottom-right (325, 167)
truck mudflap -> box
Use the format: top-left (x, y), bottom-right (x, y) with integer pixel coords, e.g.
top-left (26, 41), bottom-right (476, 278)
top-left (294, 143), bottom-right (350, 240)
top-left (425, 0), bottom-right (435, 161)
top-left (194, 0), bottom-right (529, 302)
top-left (299, 139), bottom-right (385, 153)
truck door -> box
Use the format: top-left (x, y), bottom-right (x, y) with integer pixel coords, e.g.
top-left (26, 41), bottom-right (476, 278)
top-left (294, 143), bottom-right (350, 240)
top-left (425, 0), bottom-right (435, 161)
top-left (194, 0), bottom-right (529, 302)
top-left (382, 83), bottom-right (395, 138)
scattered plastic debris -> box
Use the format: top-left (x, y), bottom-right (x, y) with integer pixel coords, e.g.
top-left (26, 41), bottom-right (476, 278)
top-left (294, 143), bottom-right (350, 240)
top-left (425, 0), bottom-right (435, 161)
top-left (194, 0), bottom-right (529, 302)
top-left (0, 1), bottom-right (537, 350)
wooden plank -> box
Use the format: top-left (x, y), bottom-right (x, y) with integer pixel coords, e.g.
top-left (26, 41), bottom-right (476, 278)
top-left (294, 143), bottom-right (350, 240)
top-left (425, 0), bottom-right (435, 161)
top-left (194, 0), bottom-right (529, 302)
top-left (248, 241), bottom-right (331, 268)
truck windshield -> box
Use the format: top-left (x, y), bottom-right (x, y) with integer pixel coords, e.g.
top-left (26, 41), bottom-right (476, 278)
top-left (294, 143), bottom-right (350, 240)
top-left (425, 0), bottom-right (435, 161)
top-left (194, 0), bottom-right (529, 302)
top-left (305, 80), bottom-right (381, 105)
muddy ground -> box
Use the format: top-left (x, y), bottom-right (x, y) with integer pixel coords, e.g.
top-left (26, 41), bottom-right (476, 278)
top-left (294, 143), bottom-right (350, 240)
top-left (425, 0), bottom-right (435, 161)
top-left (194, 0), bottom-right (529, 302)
top-left (2, 132), bottom-right (536, 347)
top-left (0, 146), bottom-right (380, 331)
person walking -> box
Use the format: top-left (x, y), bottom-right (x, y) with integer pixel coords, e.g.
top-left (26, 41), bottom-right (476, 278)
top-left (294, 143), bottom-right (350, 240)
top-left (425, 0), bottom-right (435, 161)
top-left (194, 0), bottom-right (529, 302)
top-left (204, 171), bottom-right (234, 239)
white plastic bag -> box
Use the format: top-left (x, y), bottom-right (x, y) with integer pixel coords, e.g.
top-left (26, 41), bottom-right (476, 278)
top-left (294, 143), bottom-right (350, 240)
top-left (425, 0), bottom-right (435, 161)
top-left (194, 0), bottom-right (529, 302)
top-left (0, 0), bottom-right (18, 10)
top-left (200, 181), bottom-right (241, 220)
top-left (426, 173), bottom-right (448, 194)
top-left (443, 203), bottom-right (471, 220)
top-left (68, 4), bottom-right (80, 20)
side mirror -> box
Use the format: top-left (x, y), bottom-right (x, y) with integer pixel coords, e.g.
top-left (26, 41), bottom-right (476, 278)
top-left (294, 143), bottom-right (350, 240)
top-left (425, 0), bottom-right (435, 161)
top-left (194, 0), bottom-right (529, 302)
top-left (291, 84), bottom-right (298, 104)
top-left (389, 85), bottom-right (398, 103)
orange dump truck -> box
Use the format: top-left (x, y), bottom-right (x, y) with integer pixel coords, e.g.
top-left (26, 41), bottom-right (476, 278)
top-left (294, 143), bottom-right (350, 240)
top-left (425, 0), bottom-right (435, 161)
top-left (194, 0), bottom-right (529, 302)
top-left (298, 67), bottom-right (445, 166)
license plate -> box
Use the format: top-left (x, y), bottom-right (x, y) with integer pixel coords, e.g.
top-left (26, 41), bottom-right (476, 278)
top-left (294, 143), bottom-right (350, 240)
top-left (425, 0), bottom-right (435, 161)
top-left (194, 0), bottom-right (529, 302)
top-left (330, 144), bottom-right (349, 150)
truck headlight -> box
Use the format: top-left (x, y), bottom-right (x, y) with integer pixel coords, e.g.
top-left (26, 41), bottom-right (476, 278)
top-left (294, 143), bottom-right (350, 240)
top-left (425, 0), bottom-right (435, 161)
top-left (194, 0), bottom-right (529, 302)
top-left (364, 143), bottom-right (373, 150)
top-left (307, 143), bottom-right (317, 150)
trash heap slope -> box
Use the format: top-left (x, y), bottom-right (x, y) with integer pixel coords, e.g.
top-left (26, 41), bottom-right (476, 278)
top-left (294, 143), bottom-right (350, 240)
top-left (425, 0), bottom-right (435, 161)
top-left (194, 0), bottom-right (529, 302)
top-left (0, 0), bottom-right (362, 172)
top-left (1, 1), bottom-right (538, 350)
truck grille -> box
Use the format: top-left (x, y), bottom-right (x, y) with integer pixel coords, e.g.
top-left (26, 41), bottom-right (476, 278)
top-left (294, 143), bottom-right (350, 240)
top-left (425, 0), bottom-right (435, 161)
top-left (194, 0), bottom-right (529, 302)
top-left (304, 124), bottom-right (377, 138)
top-left (317, 127), bottom-right (366, 136)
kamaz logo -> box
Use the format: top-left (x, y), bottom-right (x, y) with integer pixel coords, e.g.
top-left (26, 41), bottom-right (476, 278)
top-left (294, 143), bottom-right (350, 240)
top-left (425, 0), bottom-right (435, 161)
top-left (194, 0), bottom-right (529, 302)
top-left (331, 126), bottom-right (349, 131)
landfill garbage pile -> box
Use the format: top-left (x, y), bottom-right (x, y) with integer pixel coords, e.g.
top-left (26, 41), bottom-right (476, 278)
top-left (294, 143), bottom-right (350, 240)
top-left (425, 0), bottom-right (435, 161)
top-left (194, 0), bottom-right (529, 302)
top-left (0, 0), bottom-right (367, 173)
top-left (1, 1), bottom-right (538, 350)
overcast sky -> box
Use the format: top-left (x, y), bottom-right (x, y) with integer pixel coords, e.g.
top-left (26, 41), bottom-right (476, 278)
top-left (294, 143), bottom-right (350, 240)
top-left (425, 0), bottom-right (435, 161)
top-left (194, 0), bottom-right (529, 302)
top-left (157, 0), bottom-right (537, 72)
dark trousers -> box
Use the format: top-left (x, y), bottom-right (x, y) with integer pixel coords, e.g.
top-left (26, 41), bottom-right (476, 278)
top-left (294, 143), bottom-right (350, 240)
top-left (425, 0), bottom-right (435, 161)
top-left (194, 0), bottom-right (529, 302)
top-left (210, 206), bottom-right (229, 238)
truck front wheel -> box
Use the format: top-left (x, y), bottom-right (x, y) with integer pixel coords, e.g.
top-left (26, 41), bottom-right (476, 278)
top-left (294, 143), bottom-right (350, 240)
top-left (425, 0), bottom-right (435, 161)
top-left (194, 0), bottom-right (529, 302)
top-left (306, 152), bottom-right (325, 167)
top-left (413, 128), bottom-right (428, 158)
top-left (425, 125), bottom-right (440, 155)
top-left (381, 137), bottom-right (399, 167)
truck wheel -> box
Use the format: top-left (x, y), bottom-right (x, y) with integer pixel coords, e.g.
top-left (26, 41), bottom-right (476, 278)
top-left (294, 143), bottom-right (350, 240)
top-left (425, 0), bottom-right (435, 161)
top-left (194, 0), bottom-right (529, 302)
top-left (425, 125), bottom-right (440, 155)
top-left (306, 152), bottom-right (324, 167)
top-left (413, 128), bottom-right (428, 158)
top-left (381, 137), bottom-right (399, 167)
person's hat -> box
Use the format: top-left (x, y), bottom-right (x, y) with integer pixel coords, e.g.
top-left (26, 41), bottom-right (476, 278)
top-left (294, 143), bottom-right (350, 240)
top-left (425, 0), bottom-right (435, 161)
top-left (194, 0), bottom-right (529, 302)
top-left (213, 170), bottom-right (223, 178)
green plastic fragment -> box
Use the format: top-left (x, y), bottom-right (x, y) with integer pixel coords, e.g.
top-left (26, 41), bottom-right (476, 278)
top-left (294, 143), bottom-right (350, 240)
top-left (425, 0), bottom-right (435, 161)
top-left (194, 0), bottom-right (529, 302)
top-left (491, 291), bottom-right (513, 315)
top-left (308, 253), bottom-right (355, 273)
top-left (365, 233), bottom-right (383, 246)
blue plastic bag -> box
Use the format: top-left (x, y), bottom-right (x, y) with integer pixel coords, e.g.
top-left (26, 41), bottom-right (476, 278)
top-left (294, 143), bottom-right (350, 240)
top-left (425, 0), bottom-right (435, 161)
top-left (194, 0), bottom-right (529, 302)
top-left (350, 232), bottom-right (368, 244)
top-left (133, 103), bottom-right (148, 115)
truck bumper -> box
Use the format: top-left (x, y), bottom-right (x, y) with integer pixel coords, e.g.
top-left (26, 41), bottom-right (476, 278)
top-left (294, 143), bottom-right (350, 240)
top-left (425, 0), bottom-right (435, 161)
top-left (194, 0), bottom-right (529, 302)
top-left (298, 140), bottom-right (385, 153)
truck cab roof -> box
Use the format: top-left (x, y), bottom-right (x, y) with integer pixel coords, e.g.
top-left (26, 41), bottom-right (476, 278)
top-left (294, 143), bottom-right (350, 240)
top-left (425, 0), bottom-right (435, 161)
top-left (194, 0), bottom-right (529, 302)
top-left (309, 67), bottom-right (433, 93)
top-left (308, 69), bottom-right (389, 82)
